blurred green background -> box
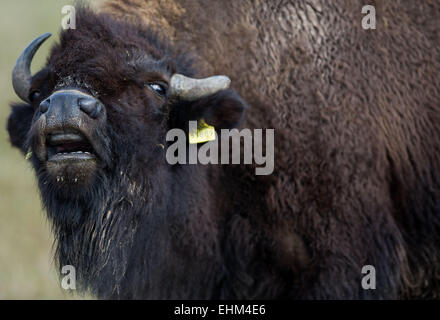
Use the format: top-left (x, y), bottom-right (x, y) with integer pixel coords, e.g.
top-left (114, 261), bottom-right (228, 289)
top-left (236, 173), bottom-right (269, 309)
top-left (0, 0), bottom-right (97, 299)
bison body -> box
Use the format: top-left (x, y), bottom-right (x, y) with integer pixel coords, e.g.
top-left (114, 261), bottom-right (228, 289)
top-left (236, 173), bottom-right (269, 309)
top-left (7, 0), bottom-right (440, 299)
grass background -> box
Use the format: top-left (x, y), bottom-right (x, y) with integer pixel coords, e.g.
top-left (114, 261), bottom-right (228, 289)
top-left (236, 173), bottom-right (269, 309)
top-left (0, 0), bottom-right (97, 299)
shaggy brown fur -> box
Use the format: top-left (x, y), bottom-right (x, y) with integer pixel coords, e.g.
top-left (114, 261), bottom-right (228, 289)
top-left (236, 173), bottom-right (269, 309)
top-left (102, 0), bottom-right (440, 298)
top-left (7, 0), bottom-right (440, 299)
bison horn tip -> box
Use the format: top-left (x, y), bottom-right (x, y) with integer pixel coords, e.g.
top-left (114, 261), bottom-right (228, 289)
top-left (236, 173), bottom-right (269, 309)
top-left (12, 32), bottom-right (52, 103)
top-left (170, 74), bottom-right (231, 101)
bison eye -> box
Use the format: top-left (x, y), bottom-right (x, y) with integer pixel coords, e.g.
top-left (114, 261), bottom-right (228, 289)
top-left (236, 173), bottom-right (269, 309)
top-left (29, 90), bottom-right (41, 102)
top-left (147, 82), bottom-right (167, 96)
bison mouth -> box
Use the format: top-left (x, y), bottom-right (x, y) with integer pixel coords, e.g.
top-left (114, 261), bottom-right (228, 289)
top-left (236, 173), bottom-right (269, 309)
top-left (38, 128), bottom-right (102, 189)
top-left (46, 130), bottom-right (96, 162)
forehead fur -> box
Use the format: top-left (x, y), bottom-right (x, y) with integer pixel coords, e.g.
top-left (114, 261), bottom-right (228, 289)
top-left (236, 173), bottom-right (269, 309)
top-left (46, 6), bottom-right (193, 96)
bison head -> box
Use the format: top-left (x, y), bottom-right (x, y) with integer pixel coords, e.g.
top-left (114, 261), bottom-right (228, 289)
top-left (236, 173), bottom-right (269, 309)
top-left (9, 12), bottom-right (245, 196)
top-left (7, 8), bottom-right (246, 297)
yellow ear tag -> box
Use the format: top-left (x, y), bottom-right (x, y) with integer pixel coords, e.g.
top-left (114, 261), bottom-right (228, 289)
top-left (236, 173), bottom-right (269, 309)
top-left (189, 119), bottom-right (216, 144)
top-left (25, 148), bottom-right (32, 160)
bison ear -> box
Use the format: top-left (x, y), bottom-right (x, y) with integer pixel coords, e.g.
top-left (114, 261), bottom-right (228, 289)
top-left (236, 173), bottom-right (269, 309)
top-left (170, 89), bottom-right (247, 131)
top-left (7, 103), bottom-right (34, 153)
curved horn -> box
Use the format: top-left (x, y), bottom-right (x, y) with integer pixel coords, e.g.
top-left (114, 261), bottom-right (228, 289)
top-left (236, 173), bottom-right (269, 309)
top-left (170, 74), bottom-right (231, 101)
top-left (12, 33), bottom-right (51, 103)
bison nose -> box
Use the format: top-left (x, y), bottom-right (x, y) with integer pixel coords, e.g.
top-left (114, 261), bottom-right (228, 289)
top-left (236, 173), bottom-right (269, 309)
top-left (39, 99), bottom-right (50, 114)
top-left (78, 97), bottom-right (102, 119)
top-left (39, 90), bottom-right (103, 120)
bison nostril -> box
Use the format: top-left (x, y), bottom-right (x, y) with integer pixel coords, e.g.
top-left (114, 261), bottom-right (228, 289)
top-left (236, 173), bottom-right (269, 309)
top-left (78, 98), bottom-right (101, 118)
top-left (94, 103), bottom-right (102, 116)
top-left (40, 99), bottom-right (50, 113)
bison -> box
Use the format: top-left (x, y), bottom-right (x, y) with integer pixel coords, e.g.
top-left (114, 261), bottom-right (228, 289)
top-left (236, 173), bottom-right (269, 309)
top-left (6, 0), bottom-right (440, 299)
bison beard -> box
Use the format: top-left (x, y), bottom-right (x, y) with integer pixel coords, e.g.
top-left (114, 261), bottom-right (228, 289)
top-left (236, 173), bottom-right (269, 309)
top-left (6, 0), bottom-right (440, 299)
